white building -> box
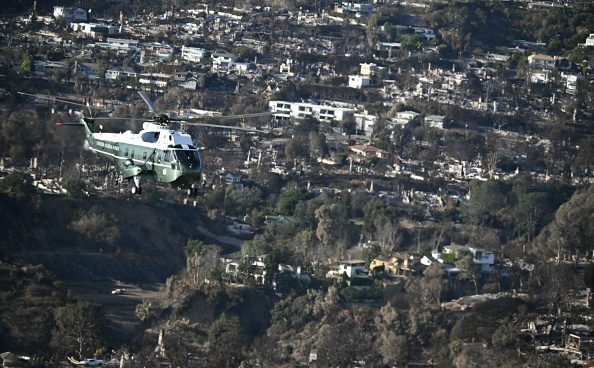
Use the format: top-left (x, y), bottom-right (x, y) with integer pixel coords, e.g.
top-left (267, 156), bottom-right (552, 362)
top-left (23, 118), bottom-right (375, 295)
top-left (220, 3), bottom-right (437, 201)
top-left (105, 66), bottom-right (138, 80)
top-left (389, 110), bottom-right (419, 127)
top-left (269, 100), bottom-right (353, 122)
top-left (97, 38), bottom-right (140, 51)
top-left (412, 27), bottom-right (436, 41)
top-left (327, 260), bottom-right (367, 278)
top-left (527, 1), bottom-right (564, 11)
top-left (561, 72), bottom-right (584, 93)
top-left (71, 22), bottom-right (116, 38)
top-left (72, 62), bottom-right (99, 79)
top-left (483, 53), bottom-right (511, 63)
top-left (529, 70), bottom-right (551, 84)
top-left (232, 62), bottom-right (251, 71)
top-left (33, 60), bottom-right (66, 76)
top-left (353, 111), bottom-right (378, 135)
top-left (468, 247), bottom-right (496, 273)
top-left (144, 42), bottom-right (175, 60)
top-left (138, 73), bottom-right (172, 87)
top-left (586, 34), bottom-right (594, 47)
top-left (348, 75), bottom-right (372, 89)
top-left (211, 52), bottom-right (237, 67)
top-left (181, 45), bottom-right (207, 62)
top-left (377, 42), bottom-right (401, 52)
top-left (424, 115), bottom-right (445, 129)
top-left (334, 2), bottom-right (374, 17)
top-left (53, 6), bottom-right (87, 22)
top-left (360, 62), bottom-right (385, 76)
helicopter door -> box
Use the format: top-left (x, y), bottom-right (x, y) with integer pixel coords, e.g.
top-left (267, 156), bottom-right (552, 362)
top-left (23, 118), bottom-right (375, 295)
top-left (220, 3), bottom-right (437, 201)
top-left (164, 150), bottom-right (177, 170)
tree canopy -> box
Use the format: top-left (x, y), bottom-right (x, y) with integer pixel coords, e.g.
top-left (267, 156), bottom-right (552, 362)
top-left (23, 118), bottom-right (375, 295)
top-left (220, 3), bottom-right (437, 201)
top-left (50, 300), bottom-right (106, 360)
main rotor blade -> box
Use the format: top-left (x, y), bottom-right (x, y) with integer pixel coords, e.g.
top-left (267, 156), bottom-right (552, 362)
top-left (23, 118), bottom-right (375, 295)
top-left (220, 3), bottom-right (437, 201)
top-left (17, 92), bottom-right (87, 107)
top-left (93, 117), bottom-right (148, 121)
top-left (137, 91), bottom-right (160, 115)
top-left (173, 111), bottom-right (273, 123)
top-left (175, 121), bottom-right (269, 133)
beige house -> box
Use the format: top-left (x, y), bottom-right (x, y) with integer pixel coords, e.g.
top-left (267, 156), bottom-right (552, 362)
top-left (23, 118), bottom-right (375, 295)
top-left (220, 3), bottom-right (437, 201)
top-left (528, 54), bottom-right (556, 70)
top-left (370, 252), bottom-right (423, 277)
top-left (349, 145), bottom-right (390, 159)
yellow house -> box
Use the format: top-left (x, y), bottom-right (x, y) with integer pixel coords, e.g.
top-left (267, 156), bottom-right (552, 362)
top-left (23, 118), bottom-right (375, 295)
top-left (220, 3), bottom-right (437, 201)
top-left (370, 252), bottom-right (423, 277)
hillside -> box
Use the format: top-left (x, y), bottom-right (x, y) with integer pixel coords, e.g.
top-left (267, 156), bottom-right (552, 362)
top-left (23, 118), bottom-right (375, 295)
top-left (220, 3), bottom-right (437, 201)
top-left (0, 183), bottom-right (206, 284)
top-left (0, 263), bottom-right (66, 357)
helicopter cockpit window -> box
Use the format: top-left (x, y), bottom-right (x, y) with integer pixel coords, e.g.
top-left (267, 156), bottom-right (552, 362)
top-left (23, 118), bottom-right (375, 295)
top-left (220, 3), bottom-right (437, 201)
top-left (164, 150), bottom-right (171, 162)
top-left (175, 150), bottom-right (201, 165)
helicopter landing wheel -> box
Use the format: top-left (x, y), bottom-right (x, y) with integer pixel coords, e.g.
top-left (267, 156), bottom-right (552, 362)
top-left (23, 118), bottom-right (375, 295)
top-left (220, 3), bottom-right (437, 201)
top-left (132, 176), bottom-right (142, 195)
top-left (131, 185), bottom-right (142, 195)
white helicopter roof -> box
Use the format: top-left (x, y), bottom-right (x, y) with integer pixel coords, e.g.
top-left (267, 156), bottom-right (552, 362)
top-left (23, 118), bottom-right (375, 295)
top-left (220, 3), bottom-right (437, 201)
top-left (95, 122), bottom-right (195, 149)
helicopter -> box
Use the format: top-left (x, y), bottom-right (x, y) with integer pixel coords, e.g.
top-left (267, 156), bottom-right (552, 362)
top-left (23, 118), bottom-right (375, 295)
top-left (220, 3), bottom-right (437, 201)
top-left (19, 91), bottom-right (271, 196)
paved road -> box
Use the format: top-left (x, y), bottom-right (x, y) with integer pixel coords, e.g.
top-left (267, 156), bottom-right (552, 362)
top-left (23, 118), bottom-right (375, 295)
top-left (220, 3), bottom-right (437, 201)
top-left (62, 279), bottom-right (163, 343)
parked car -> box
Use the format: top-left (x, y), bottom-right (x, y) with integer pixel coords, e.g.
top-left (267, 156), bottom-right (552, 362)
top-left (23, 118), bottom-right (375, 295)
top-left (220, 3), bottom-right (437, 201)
top-left (82, 359), bottom-right (104, 366)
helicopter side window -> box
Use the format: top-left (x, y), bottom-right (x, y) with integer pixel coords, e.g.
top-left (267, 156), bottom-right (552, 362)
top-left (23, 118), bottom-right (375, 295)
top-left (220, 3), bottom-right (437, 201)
top-left (143, 152), bottom-right (147, 160)
top-left (164, 150), bottom-right (171, 162)
top-left (131, 150), bottom-right (135, 159)
top-left (124, 148), bottom-right (129, 157)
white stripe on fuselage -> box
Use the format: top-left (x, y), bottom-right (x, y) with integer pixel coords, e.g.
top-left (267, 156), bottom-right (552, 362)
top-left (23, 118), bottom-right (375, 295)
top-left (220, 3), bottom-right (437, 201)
top-left (91, 135), bottom-right (181, 171)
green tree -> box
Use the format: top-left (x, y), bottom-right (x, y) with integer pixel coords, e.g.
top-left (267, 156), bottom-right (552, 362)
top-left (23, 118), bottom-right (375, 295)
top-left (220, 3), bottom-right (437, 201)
top-left (423, 262), bottom-right (446, 305)
top-left (511, 191), bottom-right (549, 242)
top-left (316, 321), bottom-right (371, 367)
top-left (276, 188), bottom-right (313, 215)
top-left (64, 179), bottom-right (87, 198)
top-left (405, 34), bottom-right (425, 51)
top-left (362, 198), bottom-right (399, 240)
top-left (71, 206), bottom-right (120, 247)
top-left (185, 239), bottom-right (221, 285)
top-left (208, 313), bottom-right (246, 367)
top-left (315, 204), bottom-right (344, 248)
top-left (135, 300), bottom-right (152, 322)
top-left (545, 185), bottom-right (594, 260)
top-left (232, 46), bottom-right (255, 60)
top-left (50, 300), bottom-right (106, 360)
top-left (462, 180), bottom-right (506, 230)
top-left (0, 171), bottom-right (36, 199)
top-left (21, 52), bottom-right (33, 75)
top-left (455, 254), bottom-right (479, 294)
top-left (379, 331), bottom-right (408, 366)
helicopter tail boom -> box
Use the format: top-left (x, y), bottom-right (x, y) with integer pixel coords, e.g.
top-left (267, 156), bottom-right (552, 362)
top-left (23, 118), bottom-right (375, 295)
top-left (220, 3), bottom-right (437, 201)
top-left (56, 118), bottom-right (95, 138)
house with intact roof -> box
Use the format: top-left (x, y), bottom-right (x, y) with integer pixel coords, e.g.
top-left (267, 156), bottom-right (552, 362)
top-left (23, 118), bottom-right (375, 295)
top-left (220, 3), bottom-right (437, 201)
top-left (349, 145), bottom-right (390, 160)
top-left (528, 54), bottom-right (556, 70)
